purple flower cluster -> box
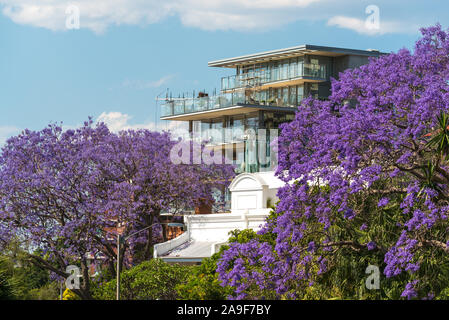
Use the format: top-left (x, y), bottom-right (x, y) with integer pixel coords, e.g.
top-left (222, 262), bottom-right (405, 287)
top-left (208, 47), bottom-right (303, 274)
top-left (217, 24), bottom-right (449, 299)
top-left (0, 119), bottom-right (234, 297)
top-left (401, 280), bottom-right (419, 300)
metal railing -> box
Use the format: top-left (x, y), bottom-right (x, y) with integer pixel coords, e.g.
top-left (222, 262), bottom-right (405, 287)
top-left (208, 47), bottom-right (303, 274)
top-left (221, 63), bottom-right (327, 91)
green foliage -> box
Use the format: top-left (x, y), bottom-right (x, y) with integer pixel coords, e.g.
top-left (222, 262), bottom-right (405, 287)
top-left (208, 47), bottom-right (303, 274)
top-left (427, 111), bottom-right (449, 159)
top-left (226, 212), bottom-right (278, 247)
top-left (26, 282), bottom-right (60, 300)
top-left (93, 259), bottom-right (190, 300)
top-left (176, 254), bottom-right (232, 300)
top-left (0, 261), bottom-right (15, 300)
top-left (0, 250), bottom-right (56, 300)
top-left (227, 229), bottom-right (259, 244)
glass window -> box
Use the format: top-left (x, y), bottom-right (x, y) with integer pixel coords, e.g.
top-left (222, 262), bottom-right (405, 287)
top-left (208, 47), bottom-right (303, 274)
top-left (270, 62), bottom-right (279, 82)
top-left (245, 113), bottom-right (259, 131)
top-left (297, 85), bottom-right (304, 103)
top-left (267, 88), bottom-right (277, 106)
top-left (260, 90), bottom-right (267, 105)
top-left (310, 83), bottom-right (319, 99)
top-left (210, 119), bottom-right (223, 144)
top-left (289, 86), bottom-right (297, 106)
top-left (230, 116), bottom-right (244, 142)
top-left (280, 61), bottom-right (289, 80)
top-left (282, 87), bottom-right (289, 106)
top-left (290, 58), bottom-right (298, 78)
top-left (234, 141), bottom-right (245, 173)
top-left (263, 112), bottom-right (275, 129)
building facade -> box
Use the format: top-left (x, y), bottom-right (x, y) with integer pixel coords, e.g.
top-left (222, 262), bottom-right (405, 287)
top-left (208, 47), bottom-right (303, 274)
top-left (160, 45), bottom-right (383, 174)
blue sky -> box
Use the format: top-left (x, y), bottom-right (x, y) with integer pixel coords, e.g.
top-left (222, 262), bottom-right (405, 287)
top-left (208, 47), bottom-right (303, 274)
top-left (1, 0), bottom-right (448, 144)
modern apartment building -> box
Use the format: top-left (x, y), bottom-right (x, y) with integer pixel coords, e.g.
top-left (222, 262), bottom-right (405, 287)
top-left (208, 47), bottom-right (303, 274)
top-left (160, 45), bottom-right (384, 174)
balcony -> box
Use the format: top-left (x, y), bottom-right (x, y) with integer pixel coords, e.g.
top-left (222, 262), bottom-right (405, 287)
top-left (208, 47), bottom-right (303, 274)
top-left (221, 63), bottom-right (327, 91)
top-left (160, 91), bottom-right (301, 120)
top-left (161, 91), bottom-right (245, 118)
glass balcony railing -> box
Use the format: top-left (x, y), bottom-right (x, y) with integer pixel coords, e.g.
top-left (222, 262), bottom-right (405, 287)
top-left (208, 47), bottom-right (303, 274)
top-left (221, 63), bottom-right (327, 91)
top-left (161, 92), bottom-right (247, 117)
top-left (161, 91), bottom-right (306, 118)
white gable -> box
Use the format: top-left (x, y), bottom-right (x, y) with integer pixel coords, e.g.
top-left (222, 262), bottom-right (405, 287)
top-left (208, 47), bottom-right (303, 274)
top-left (229, 171), bottom-right (285, 214)
top-left (231, 176), bottom-right (263, 191)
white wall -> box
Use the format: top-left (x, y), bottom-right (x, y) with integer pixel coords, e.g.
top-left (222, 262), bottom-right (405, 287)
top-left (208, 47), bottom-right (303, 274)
top-left (186, 211), bottom-right (270, 242)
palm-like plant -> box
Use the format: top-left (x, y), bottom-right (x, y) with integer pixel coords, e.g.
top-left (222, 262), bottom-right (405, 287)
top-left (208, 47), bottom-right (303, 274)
top-left (426, 111), bottom-right (449, 160)
top-left (418, 161), bottom-right (442, 199)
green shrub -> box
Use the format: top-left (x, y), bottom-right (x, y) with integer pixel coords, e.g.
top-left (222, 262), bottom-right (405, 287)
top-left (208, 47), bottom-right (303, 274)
top-left (176, 254), bottom-right (232, 300)
top-left (93, 259), bottom-right (190, 300)
top-left (0, 268), bottom-right (15, 300)
top-left (27, 282), bottom-right (60, 300)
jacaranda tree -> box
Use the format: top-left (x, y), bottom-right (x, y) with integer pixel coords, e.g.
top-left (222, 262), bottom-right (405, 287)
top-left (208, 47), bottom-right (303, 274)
top-left (217, 24), bottom-right (449, 300)
top-left (0, 119), bottom-right (234, 299)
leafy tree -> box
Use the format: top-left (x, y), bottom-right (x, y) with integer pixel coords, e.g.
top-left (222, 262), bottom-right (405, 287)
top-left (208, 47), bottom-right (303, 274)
top-left (93, 259), bottom-right (190, 300)
top-left (26, 282), bottom-right (59, 300)
top-left (217, 24), bottom-right (449, 300)
top-left (176, 254), bottom-right (232, 300)
top-left (0, 259), bottom-right (15, 300)
top-left (0, 242), bottom-right (59, 300)
top-left (0, 120), bottom-right (234, 299)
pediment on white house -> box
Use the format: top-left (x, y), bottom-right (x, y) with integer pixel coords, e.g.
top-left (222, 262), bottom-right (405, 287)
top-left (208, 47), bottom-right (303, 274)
top-left (229, 172), bottom-right (285, 192)
top-left (229, 172), bottom-right (285, 214)
top-left (229, 173), bottom-right (266, 192)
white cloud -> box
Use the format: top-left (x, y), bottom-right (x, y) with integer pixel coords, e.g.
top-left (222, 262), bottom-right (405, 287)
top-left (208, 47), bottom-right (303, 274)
top-left (0, 126), bottom-right (21, 145)
top-left (97, 111), bottom-right (188, 137)
top-left (0, 0), bottom-right (431, 35)
top-left (1, 0), bottom-right (172, 34)
top-left (327, 15), bottom-right (419, 36)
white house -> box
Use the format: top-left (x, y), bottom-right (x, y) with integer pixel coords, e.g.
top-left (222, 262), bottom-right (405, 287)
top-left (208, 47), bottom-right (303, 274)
top-left (153, 171), bottom-right (285, 263)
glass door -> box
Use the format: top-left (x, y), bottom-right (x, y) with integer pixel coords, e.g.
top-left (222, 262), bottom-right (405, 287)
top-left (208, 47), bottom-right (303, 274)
top-left (270, 62), bottom-right (279, 82)
top-left (280, 61), bottom-right (289, 80)
top-left (289, 86), bottom-right (297, 106)
top-left (281, 87), bottom-right (289, 106)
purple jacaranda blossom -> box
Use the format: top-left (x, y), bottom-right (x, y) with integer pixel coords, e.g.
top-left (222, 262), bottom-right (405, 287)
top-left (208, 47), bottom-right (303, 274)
top-left (378, 198), bottom-right (389, 207)
top-left (0, 119), bottom-right (234, 299)
top-left (343, 208), bottom-right (355, 220)
top-left (217, 24), bottom-right (449, 300)
top-left (401, 280), bottom-right (419, 300)
top-left (367, 241), bottom-right (377, 251)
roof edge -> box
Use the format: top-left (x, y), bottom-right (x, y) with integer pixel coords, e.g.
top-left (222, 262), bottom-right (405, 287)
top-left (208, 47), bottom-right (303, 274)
top-left (208, 44), bottom-right (386, 68)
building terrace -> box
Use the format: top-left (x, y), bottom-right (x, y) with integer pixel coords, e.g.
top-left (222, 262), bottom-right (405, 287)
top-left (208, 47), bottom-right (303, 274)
top-left (160, 44), bottom-right (384, 121)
